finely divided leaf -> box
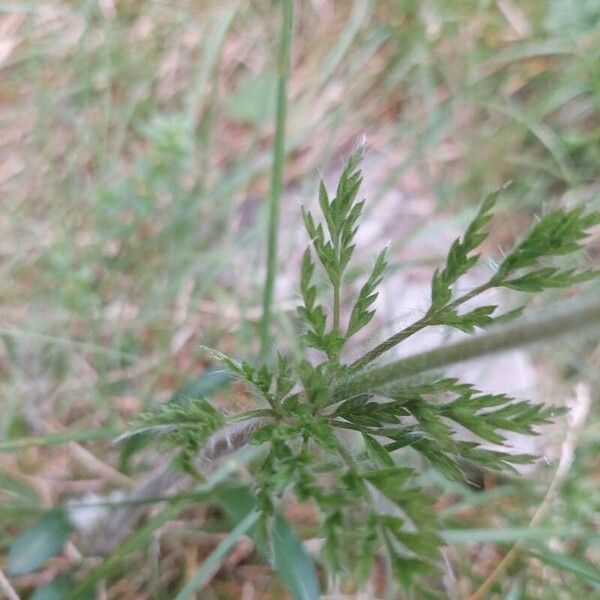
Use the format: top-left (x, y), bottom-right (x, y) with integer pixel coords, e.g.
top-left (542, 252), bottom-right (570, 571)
top-left (502, 267), bottom-right (599, 292)
top-left (495, 206), bottom-right (600, 281)
top-left (347, 248), bottom-right (388, 337)
top-left (431, 191), bottom-right (498, 309)
top-left (434, 305), bottom-right (497, 333)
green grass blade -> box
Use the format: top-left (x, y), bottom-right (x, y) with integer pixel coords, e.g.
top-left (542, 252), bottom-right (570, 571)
top-left (272, 514), bottom-right (321, 600)
top-left (6, 510), bottom-right (73, 576)
top-left (317, 0), bottom-right (370, 88)
top-left (442, 527), bottom-right (600, 544)
top-left (174, 510), bottom-right (260, 600)
top-left (0, 428), bottom-right (120, 452)
top-left (0, 327), bottom-right (138, 358)
top-left (185, 4), bottom-right (238, 128)
top-left (217, 485), bottom-right (321, 599)
top-left (528, 546), bottom-right (600, 588)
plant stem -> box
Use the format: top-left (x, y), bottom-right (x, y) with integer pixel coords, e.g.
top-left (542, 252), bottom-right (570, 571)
top-left (335, 295), bottom-right (600, 401)
top-left (333, 282), bottom-right (341, 332)
top-left (351, 282), bottom-right (492, 369)
top-left (260, 0), bottom-right (294, 358)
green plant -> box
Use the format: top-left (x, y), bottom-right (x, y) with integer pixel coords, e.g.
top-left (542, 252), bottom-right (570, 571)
top-left (135, 150), bottom-right (599, 596)
top-left (3, 2), bottom-right (600, 598)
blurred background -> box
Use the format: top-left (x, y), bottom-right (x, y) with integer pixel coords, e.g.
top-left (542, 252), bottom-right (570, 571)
top-left (1, 1), bottom-right (599, 598)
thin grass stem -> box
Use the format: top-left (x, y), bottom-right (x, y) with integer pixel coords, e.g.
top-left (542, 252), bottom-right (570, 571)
top-left (260, 0), bottom-right (294, 358)
top-left (0, 427), bottom-right (120, 452)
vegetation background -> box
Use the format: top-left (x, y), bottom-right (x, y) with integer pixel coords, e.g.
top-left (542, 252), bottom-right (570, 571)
top-left (1, 1), bottom-right (599, 598)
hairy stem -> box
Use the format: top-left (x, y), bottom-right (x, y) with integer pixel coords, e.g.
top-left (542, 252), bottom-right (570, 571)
top-left (333, 281), bottom-right (341, 332)
top-left (336, 295), bottom-right (600, 400)
top-left (351, 282), bottom-right (492, 368)
top-left (260, 0), bottom-right (294, 358)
